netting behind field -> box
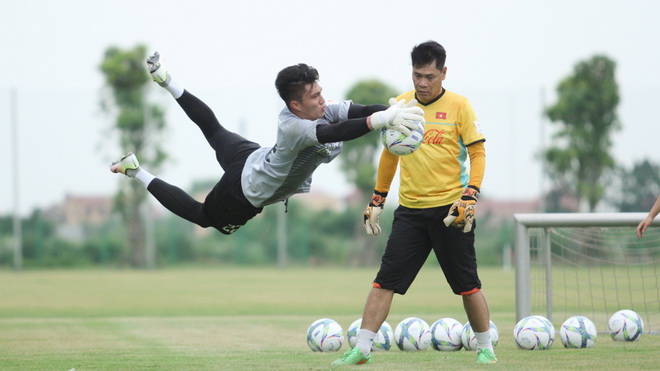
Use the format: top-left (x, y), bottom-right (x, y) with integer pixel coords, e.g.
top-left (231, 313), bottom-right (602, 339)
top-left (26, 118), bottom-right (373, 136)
top-left (528, 226), bottom-right (660, 334)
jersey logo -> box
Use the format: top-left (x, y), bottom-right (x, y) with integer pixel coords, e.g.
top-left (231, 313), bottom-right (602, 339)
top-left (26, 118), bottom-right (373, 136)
top-left (315, 145), bottom-right (331, 156)
top-left (474, 120), bottom-right (483, 134)
top-left (423, 129), bottom-right (445, 145)
top-left (265, 145), bottom-right (277, 163)
top-left (221, 224), bottom-right (242, 234)
top-left (435, 112), bottom-right (447, 120)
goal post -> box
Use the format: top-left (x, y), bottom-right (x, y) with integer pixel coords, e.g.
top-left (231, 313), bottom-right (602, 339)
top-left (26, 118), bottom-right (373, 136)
top-left (514, 212), bottom-right (659, 333)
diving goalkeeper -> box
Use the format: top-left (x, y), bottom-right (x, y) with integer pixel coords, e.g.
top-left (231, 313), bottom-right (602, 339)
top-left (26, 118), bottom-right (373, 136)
top-left (110, 52), bottom-right (424, 235)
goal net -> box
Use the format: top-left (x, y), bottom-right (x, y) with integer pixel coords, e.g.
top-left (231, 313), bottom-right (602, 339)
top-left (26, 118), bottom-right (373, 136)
top-left (514, 213), bottom-right (659, 334)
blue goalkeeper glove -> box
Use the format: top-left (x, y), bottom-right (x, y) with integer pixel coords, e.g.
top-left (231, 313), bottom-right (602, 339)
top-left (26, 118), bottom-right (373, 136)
top-left (443, 186), bottom-right (480, 233)
top-left (364, 190), bottom-right (388, 235)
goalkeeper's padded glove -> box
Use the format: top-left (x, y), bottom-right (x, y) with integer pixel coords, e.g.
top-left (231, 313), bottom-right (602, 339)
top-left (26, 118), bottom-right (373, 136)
top-left (370, 98), bottom-right (424, 136)
top-left (363, 190), bottom-right (388, 235)
top-left (443, 185), bottom-right (480, 233)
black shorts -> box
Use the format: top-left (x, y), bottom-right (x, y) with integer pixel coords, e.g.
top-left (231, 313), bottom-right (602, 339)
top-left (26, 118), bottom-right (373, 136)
top-left (373, 204), bottom-right (481, 295)
top-left (202, 132), bottom-right (263, 235)
top-left (203, 172), bottom-right (262, 235)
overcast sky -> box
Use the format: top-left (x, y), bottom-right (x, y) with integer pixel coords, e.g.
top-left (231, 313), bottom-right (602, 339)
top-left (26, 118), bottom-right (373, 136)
top-left (1, 0), bottom-right (659, 215)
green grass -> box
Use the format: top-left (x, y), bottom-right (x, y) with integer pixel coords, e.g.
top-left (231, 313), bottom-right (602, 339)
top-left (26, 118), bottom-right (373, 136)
top-left (0, 267), bottom-right (657, 370)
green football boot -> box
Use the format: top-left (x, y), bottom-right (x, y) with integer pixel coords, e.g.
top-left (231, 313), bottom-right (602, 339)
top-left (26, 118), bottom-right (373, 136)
top-left (331, 347), bottom-right (371, 366)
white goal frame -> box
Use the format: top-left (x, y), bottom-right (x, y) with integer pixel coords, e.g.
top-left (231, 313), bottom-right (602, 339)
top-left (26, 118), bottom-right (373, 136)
top-left (513, 212), bottom-right (654, 322)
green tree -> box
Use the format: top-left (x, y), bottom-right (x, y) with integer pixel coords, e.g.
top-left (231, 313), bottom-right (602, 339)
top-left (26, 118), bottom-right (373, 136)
top-left (544, 55), bottom-right (620, 211)
top-left (543, 185), bottom-right (579, 213)
top-left (342, 80), bottom-right (399, 196)
top-left (612, 159), bottom-right (660, 212)
top-left (100, 45), bottom-right (167, 267)
top-left (342, 80), bottom-right (399, 265)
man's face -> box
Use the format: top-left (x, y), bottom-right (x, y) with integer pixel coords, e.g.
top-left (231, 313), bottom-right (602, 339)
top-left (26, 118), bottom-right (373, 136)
top-left (294, 82), bottom-right (325, 120)
top-left (412, 62), bottom-right (446, 103)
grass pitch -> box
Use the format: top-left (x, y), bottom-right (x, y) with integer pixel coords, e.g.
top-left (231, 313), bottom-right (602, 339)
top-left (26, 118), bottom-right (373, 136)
top-left (0, 267), bottom-right (657, 370)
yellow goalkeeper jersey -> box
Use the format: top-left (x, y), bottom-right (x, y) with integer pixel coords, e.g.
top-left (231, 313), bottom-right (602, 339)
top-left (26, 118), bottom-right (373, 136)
top-left (376, 89), bottom-right (485, 208)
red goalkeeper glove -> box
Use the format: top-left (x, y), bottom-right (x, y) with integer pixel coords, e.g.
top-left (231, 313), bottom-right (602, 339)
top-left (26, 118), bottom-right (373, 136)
top-left (443, 186), bottom-right (480, 233)
top-left (364, 191), bottom-right (388, 235)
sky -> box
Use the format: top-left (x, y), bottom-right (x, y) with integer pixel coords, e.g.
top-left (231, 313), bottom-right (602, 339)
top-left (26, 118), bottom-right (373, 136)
top-left (1, 0), bottom-right (659, 215)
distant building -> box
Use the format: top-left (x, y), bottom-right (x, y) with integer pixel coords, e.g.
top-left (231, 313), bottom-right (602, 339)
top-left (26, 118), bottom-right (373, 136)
top-left (478, 198), bottom-right (541, 221)
top-left (475, 197), bottom-right (542, 229)
top-left (296, 191), bottom-right (346, 212)
top-left (46, 195), bottom-right (113, 241)
top-left (60, 195), bottom-right (113, 226)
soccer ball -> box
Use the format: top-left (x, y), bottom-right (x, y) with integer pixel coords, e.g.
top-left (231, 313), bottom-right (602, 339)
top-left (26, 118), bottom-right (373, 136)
top-left (380, 121), bottom-right (424, 156)
top-left (608, 309), bottom-right (644, 341)
top-left (430, 318), bottom-right (464, 351)
top-left (307, 318), bottom-right (344, 352)
top-left (394, 317), bottom-right (432, 351)
top-left (461, 320), bottom-right (499, 350)
top-left (559, 315), bottom-right (597, 348)
top-left (347, 318), bottom-right (394, 351)
top-left (513, 315), bottom-right (555, 350)
top-left (530, 315), bottom-right (556, 340)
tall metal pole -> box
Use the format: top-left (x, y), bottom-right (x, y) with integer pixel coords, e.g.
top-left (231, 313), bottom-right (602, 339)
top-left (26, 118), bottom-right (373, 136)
top-left (277, 202), bottom-right (287, 268)
top-left (514, 217), bottom-right (531, 321)
top-left (544, 227), bottom-right (553, 323)
top-left (143, 203), bottom-right (155, 269)
top-left (539, 86), bottom-right (546, 213)
top-left (143, 104), bottom-right (155, 269)
top-left (11, 88), bottom-right (22, 271)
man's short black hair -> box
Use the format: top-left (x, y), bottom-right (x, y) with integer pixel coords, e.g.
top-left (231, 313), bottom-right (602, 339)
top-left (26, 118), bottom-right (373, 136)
top-left (411, 41), bottom-right (446, 70)
top-left (275, 63), bottom-right (319, 109)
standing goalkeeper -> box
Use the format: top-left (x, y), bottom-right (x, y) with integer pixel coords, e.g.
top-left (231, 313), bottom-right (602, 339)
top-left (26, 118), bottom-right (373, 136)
top-left (333, 40), bottom-right (496, 366)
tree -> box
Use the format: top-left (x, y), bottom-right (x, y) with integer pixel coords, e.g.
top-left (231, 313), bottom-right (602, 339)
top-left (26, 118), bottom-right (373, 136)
top-left (342, 80), bottom-right (400, 196)
top-left (544, 55), bottom-right (620, 212)
top-left (100, 45), bottom-right (167, 267)
top-left (611, 159), bottom-right (660, 212)
top-left (342, 80), bottom-right (399, 265)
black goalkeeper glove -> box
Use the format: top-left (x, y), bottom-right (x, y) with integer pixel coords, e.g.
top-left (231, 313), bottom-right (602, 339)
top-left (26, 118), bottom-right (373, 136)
top-left (363, 191), bottom-right (388, 235)
top-left (443, 185), bottom-right (480, 233)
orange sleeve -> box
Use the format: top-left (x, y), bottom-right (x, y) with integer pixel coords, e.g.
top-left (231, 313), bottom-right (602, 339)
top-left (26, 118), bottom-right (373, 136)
top-left (467, 141), bottom-right (486, 190)
top-left (374, 148), bottom-right (400, 193)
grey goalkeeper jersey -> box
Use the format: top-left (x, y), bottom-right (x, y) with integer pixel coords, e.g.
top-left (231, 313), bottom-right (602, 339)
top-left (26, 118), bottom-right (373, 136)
top-left (241, 100), bottom-right (351, 208)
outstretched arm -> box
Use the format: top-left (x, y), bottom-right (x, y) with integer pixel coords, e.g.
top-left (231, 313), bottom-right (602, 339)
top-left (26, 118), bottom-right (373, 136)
top-left (637, 195), bottom-right (660, 238)
top-left (315, 117), bottom-right (372, 143)
top-left (347, 103), bottom-right (388, 119)
top-left (315, 103), bottom-right (387, 143)
top-left (316, 101), bottom-right (423, 143)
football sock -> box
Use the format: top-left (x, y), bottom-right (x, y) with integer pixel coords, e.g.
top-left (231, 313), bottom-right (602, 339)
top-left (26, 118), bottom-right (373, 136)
top-left (356, 329), bottom-right (376, 356)
top-left (475, 330), bottom-right (494, 352)
top-left (124, 167), bottom-right (138, 178)
top-left (134, 168), bottom-right (155, 187)
top-left (164, 79), bottom-right (184, 99)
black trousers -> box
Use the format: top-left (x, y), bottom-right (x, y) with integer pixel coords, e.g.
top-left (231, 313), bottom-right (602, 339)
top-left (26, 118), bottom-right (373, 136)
top-left (146, 90), bottom-right (262, 234)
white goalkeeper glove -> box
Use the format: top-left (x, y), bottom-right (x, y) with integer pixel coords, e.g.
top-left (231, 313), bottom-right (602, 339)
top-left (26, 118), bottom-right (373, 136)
top-left (443, 186), bottom-right (480, 233)
top-left (370, 98), bottom-right (424, 136)
top-left (363, 191), bottom-right (388, 235)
